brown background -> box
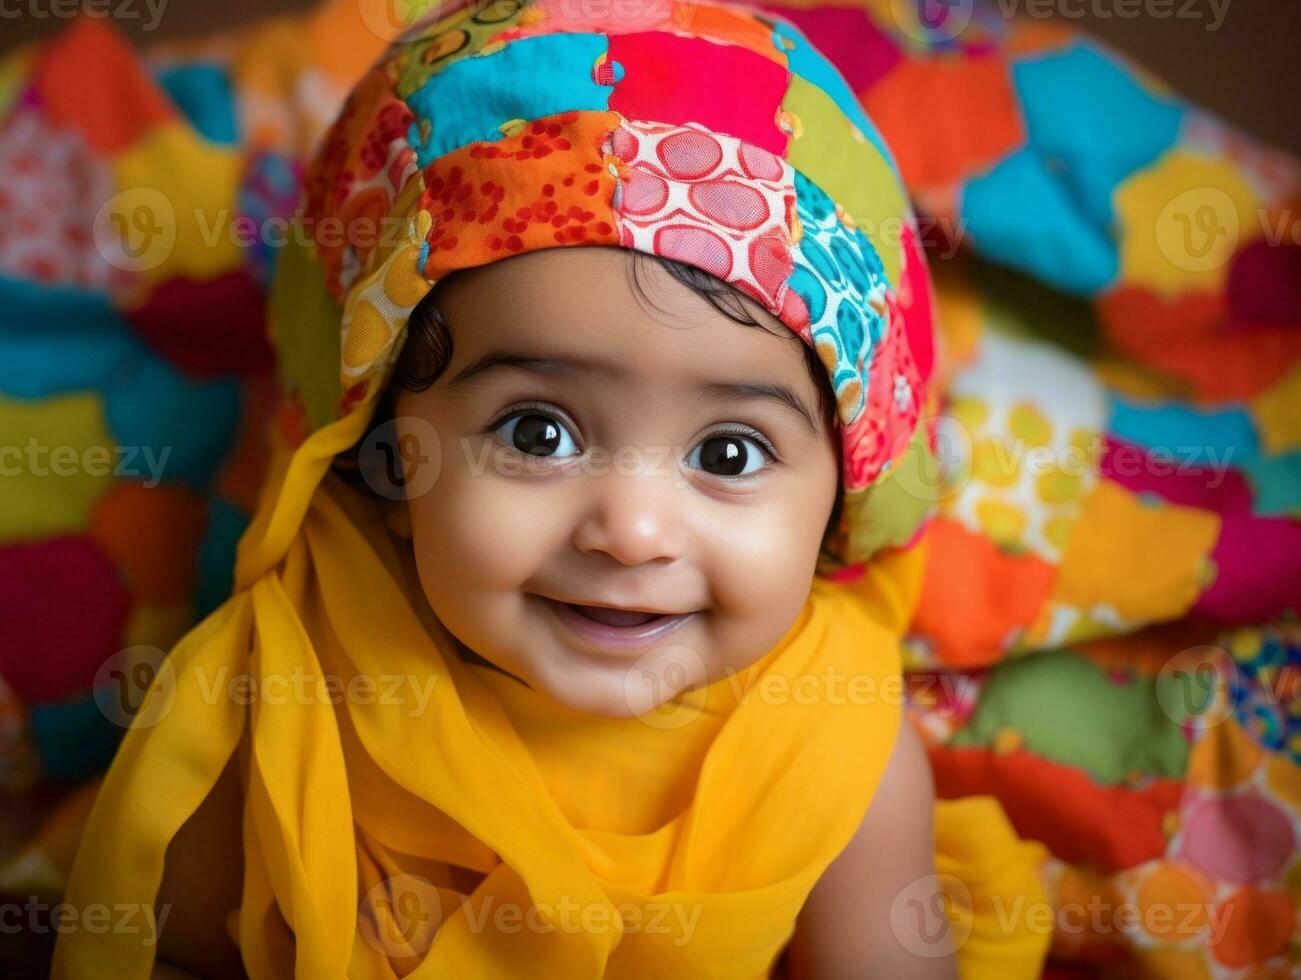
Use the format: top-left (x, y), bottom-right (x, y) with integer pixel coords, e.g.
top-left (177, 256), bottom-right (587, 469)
top-left (3, 0), bottom-right (1299, 155)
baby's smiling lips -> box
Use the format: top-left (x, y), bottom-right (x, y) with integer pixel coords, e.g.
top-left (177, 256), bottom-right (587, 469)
top-left (568, 604), bottom-right (663, 627)
top-left (533, 593), bottom-right (699, 654)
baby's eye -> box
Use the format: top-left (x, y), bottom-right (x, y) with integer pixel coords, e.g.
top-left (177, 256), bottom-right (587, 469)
top-left (686, 432), bottom-right (772, 478)
top-left (493, 411), bottom-right (581, 459)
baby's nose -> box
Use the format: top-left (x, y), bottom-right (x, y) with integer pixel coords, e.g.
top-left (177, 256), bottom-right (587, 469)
top-left (569, 461), bottom-right (689, 567)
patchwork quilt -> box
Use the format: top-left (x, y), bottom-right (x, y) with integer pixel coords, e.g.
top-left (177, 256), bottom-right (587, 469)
top-left (0, 1), bottom-right (1295, 975)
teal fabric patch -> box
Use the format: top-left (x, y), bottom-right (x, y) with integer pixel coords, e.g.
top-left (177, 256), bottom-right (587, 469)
top-left (788, 169), bottom-right (888, 427)
top-left (963, 147), bottom-right (1119, 296)
top-left (155, 64), bottom-right (239, 146)
top-left (195, 497), bottom-right (250, 619)
top-left (405, 32), bottom-right (613, 166)
top-left (1011, 43), bottom-right (1184, 231)
top-left (0, 277), bottom-right (147, 400)
top-left (30, 693), bottom-right (123, 782)
top-left (1243, 450), bottom-right (1301, 517)
top-left (1109, 394), bottom-right (1259, 467)
top-left (103, 350), bottom-right (241, 490)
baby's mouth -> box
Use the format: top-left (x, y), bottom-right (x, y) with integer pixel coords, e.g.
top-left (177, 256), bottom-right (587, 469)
top-left (537, 595), bottom-right (697, 655)
top-left (565, 603), bottom-right (665, 627)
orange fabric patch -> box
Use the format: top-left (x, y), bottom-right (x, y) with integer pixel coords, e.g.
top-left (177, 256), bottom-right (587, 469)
top-left (672, 2), bottom-right (786, 65)
top-left (34, 17), bottom-right (175, 154)
top-left (306, 0), bottom-right (395, 82)
top-left (1077, 620), bottom-right (1217, 678)
top-left (1211, 887), bottom-right (1293, 969)
top-left (1005, 17), bottom-right (1078, 55)
top-left (1187, 719), bottom-right (1264, 790)
top-left (861, 55), bottom-right (1024, 191)
top-left (912, 518), bottom-right (1057, 667)
top-left (89, 483), bottom-right (208, 603)
top-left (418, 111), bottom-right (621, 281)
top-left (1050, 481), bottom-right (1220, 625)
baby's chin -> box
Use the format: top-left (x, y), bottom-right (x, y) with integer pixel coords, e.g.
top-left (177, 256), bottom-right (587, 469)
top-left (504, 641), bottom-right (713, 721)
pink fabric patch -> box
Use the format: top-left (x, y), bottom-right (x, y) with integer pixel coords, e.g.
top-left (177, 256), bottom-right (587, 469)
top-left (1193, 514), bottom-right (1301, 622)
top-left (845, 291), bottom-right (922, 490)
top-left (1177, 791), bottom-right (1295, 884)
top-left (0, 536), bottom-right (131, 702)
top-left (608, 33), bottom-right (790, 156)
top-left (610, 119), bottom-right (795, 314)
top-left (1100, 436), bottom-right (1253, 515)
top-left (762, 3), bottom-right (902, 93)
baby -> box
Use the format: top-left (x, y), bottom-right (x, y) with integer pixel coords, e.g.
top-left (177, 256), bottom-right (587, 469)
top-left (53, 1), bottom-right (996, 977)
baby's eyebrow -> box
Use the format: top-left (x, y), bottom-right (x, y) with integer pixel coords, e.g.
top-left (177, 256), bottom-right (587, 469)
top-left (446, 350), bottom-right (818, 433)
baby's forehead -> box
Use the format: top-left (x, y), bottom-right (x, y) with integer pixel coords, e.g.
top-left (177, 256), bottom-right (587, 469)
top-left (434, 246), bottom-right (811, 387)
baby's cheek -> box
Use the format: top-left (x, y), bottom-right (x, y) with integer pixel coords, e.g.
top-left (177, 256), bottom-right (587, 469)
top-left (408, 462), bottom-right (554, 591)
top-left (703, 498), bottom-right (828, 665)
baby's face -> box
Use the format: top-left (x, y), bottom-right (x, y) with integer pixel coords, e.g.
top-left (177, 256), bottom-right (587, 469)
top-left (389, 246), bottom-right (840, 717)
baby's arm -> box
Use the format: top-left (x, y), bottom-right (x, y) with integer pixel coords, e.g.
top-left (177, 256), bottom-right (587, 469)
top-left (786, 719), bottom-right (957, 979)
top-left (150, 754), bottom-right (246, 979)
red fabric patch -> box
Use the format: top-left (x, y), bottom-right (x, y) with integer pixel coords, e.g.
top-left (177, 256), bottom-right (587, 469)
top-left (1098, 286), bottom-right (1301, 400)
top-left (608, 33), bottom-right (790, 157)
top-left (126, 270), bottom-right (276, 377)
top-left (929, 746), bottom-right (1183, 873)
top-left (1226, 238), bottom-right (1301, 327)
top-left (0, 536), bottom-right (131, 702)
top-left (899, 221), bottom-right (936, 385)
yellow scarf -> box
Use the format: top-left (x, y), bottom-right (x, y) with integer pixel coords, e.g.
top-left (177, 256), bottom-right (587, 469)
top-left (53, 410), bottom-right (1048, 978)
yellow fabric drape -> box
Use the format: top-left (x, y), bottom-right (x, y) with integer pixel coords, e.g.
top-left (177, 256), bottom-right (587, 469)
top-left (53, 410), bottom-right (1049, 978)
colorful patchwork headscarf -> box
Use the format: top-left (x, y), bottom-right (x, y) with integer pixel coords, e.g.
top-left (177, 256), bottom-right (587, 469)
top-left (274, 0), bottom-right (937, 572)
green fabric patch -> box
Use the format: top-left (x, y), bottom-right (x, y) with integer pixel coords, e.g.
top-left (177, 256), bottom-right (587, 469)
top-left (783, 73), bottom-right (906, 287)
top-left (270, 237), bottom-right (342, 433)
top-left (951, 649), bottom-right (1192, 785)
